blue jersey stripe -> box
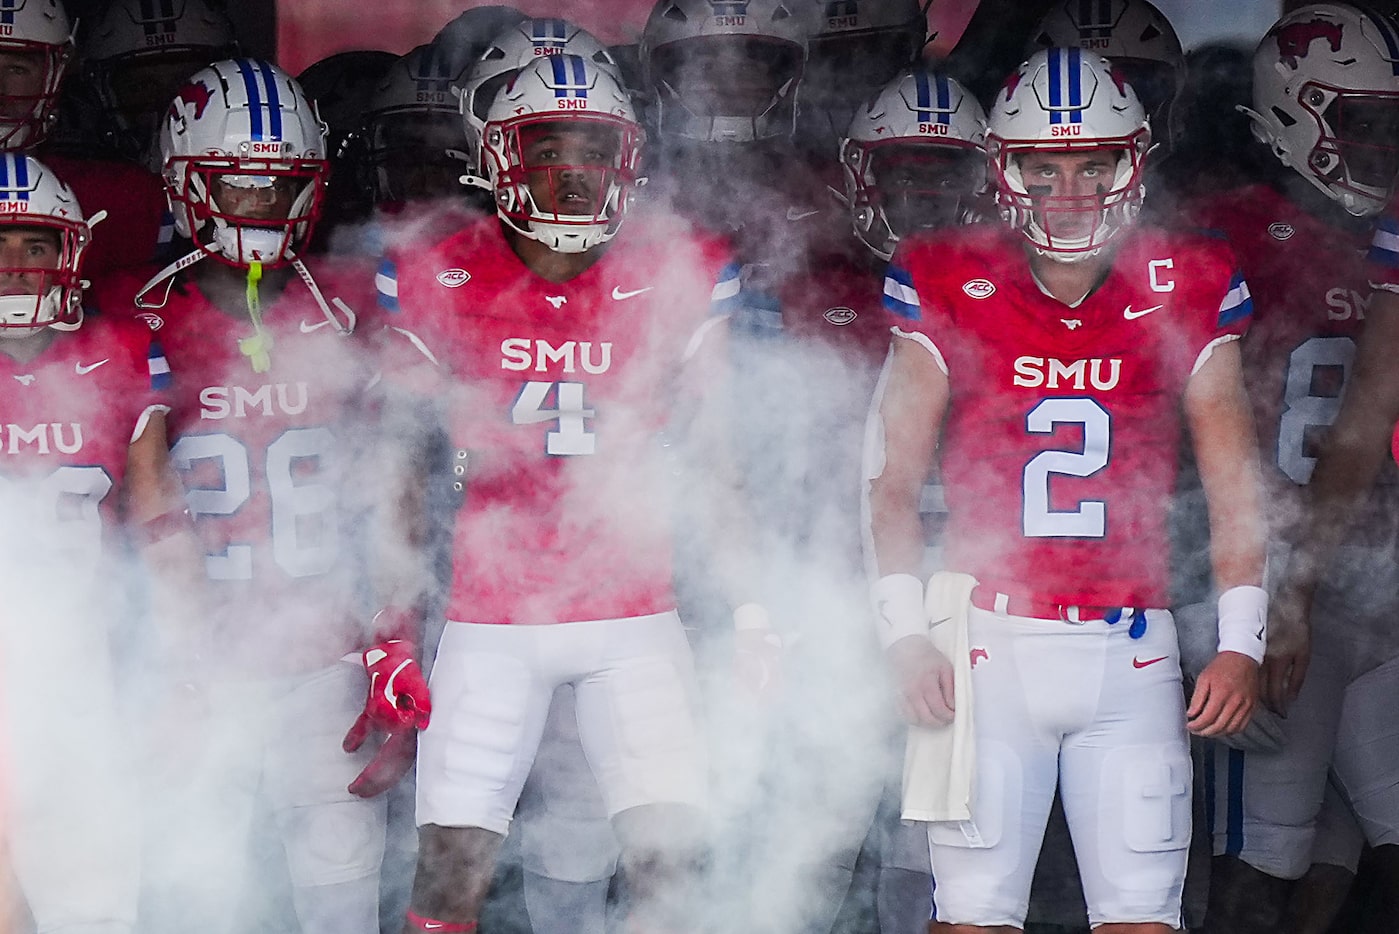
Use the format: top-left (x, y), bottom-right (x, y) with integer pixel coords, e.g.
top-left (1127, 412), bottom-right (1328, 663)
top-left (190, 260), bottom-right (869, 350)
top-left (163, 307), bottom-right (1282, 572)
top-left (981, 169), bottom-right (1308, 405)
top-left (1225, 748), bottom-right (1245, 857)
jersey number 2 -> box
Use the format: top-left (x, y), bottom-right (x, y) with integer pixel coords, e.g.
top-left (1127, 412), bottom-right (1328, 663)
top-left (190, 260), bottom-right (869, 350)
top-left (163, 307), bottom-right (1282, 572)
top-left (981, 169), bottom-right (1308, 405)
top-left (1022, 397), bottom-right (1110, 538)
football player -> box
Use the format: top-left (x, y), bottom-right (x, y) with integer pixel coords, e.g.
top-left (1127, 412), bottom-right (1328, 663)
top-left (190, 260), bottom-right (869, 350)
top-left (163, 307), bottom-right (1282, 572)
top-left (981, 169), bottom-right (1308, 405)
top-left (795, 0), bottom-right (927, 165)
top-left (0, 0), bottom-right (173, 276)
top-left (866, 48), bottom-right (1266, 932)
top-left (95, 59), bottom-right (390, 934)
top-left (374, 53), bottom-right (766, 934)
top-left (0, 153), bottom-right (200, 934)
top-left (638, 0), bottom-right (825, 248)
top-left (80, 0), bottom-right (239, 166)
top-left (717, 66), bottom-right (988, 934)
top-left (1185, 6), bottom-right (1399, 932)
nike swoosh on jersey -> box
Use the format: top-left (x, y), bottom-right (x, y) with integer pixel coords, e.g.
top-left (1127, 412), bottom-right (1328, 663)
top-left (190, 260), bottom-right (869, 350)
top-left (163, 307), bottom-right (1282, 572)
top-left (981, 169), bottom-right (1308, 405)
top-left (75, 359), bottom-right (110, 375)
top-left (786, 207), bottom-right (820, 221)
top-left (611, 286), bottom-right (653, 301)
top-left (1123, 304), bottom-right (1164, 320)
top-left (300, 319), bottom-right (332, 333)
top-left (1132, 655), bottom-right (1168, 669)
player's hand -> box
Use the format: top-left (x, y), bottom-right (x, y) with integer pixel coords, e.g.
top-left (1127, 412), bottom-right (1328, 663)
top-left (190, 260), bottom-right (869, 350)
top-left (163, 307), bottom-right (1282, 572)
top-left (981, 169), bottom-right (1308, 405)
top-left (733, 626), bottom-right (783, 699)
top-left (886, 635), bottom-right (955, 727)
top-left (343, 639), bottom-right (431, 797)
top-left (1261, 582), bottom-right (1313, 716)
top-left (346, 728), bottom-right (418, 798)
top-left (1187, 650), bottom-right (1259, 738)
top-left (1215, 702), bottom-right (1286, 754)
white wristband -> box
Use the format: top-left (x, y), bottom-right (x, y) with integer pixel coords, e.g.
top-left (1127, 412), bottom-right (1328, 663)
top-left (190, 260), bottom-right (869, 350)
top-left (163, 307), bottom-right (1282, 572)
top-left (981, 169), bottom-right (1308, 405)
top-left (872, 573), bottom-right (927, 651)
top-left (1217, 584), bottom-right (1267, 663)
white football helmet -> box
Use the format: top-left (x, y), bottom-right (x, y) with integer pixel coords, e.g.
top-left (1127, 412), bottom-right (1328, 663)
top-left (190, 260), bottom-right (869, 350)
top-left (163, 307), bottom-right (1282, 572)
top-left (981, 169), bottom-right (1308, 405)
top-left (0, 153), bottom-right (90, 337)
top-left (1027, 0), bottom-right (1185, 147)
top-left (640, 0), bottom-right (814, 142)
top-left (431, 5), bottom-right (530, 76)
top-left (80, 0), bottom-right (238, 162)
top-left (469, 54), bottom-right (644, 253)
top-left (988, 47), bottom-right (1151, 262)
top-left (1243, 3), bottom-right (1399, 217)
top-left (362, 43), bottom-right (473, 205)
top-left (0, 0), bottom-right (73, 150)
top-left (840, 68), bottom-right (987, 260)
top-left (160, 58), bottom-right (329, 267)
top-left (458, 18), bottom-right (623, 175)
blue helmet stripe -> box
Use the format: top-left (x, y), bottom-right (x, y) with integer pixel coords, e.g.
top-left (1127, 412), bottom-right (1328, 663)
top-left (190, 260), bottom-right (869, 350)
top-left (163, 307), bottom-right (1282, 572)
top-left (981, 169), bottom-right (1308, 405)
top-left (257, 59), bottom-right (284, 139)
top-left (571, 54), bottom-right (588, 98)
top-left (550, 53), bottom-right (568, 96)
top-left (14, 152), bottom-right (27, 196)
top-left (237, 59), bottom-right (265, 139)
top-left (1069, 47), bottom-right (1083, 122)
top-left (1048, 47), bottom-right (1062, 124)
top-left (1356, 5), bottom-right (1399, 75)
top-left (934, 74), bottom-right (951, 124)
top-left (914, 70), bottom-right (931, 123)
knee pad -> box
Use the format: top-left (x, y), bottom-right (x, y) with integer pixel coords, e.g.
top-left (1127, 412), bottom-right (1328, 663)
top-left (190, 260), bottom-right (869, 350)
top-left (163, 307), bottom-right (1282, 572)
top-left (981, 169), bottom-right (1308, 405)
top-left (520, 813), bottom-right (620, 882)
top-left (282, 799), bottom-right (387, 888)
top-left (439, 654), bottom-right (533, 792)
top-left (1083, 744), bottom-right (1189, 925)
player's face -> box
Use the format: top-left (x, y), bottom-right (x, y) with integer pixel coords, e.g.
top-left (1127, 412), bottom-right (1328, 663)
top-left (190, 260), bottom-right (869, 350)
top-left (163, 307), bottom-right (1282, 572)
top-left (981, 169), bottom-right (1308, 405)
top-left (874, 145), bottom-right (981, 232)
top-left (0, 226), bottom-right (60, 295)
top-left (1333, 96), bottom-right (1399, 191)
top-left (0, 50), bottom-right (46, 119)
top-left (1016, 148), bottom-right (1123, 240)
top-left (210, 173), bottom-right (302, 223)
top-left (665, 38), bottom-right (794, 118)
top-left (519, 120), bottom-right (621, 216)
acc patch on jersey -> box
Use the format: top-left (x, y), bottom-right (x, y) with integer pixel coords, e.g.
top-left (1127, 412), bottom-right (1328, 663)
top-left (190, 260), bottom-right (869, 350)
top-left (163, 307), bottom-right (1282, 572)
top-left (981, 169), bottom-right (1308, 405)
top-left (1268, 222), bottom-right (1296, 241)
top-left (823, 306), bottom-right (857, 326)
top-left (436, 268), bottom-right (471, 288)
top-left (962, 278), bottom-right (996, 299)
top-left (136, 311), bottom-right (165, 331)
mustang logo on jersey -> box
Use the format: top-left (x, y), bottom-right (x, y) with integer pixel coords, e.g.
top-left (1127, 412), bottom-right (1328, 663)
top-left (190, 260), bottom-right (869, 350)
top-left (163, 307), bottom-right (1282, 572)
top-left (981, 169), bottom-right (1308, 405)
top-left (1013, 356), bottom-right (1122, 391)
top-left (500, 338), bottom-right (613, 375)
top-left (1, 423), bottom-right (83, 455)
top-left (199, 383), bottom-right (310, 419)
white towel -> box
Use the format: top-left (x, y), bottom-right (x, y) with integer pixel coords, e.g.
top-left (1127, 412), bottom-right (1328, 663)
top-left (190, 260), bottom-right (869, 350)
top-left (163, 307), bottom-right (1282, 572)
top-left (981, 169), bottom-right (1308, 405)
top-left (900, 570), bottom-right (978, 822)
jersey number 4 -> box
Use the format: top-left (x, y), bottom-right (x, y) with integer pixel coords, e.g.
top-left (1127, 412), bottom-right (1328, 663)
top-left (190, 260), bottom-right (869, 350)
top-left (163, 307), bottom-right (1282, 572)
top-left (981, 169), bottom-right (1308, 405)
top-left (512, 381), bottom-right (596, 456)
top-left (1022, 397), bottom-right (1110, 538)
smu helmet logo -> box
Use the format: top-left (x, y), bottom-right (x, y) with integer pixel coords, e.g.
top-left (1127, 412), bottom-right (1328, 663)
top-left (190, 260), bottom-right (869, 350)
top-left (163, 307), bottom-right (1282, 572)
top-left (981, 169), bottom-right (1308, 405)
top-left (530, 18), bottom-right (569, 52)
top-left (172, 79), bottom-right (215, 121)
top-left (1274, 19), bottom-right (1344, 69)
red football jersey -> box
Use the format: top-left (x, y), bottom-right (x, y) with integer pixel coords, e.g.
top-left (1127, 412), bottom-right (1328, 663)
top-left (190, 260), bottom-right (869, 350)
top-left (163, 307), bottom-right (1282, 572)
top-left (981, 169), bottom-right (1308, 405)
top-left (1190, 184), bottom-right (1399, 546)
top-left (886, 224), bottom-right (1251, 608)
top-left (0, 314), bottom-right (167, 570)
top-left (44, 154), bottom-right (168, 277)
top-left (98, 261), bottom-right (379, 672)
top-left (379, 212), bottom-right (736, 625)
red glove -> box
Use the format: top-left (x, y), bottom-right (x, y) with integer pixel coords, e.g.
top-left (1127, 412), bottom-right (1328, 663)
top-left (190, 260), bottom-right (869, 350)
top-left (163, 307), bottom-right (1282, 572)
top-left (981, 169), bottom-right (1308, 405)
top-left (343, 638), bottom-right (431, 797)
